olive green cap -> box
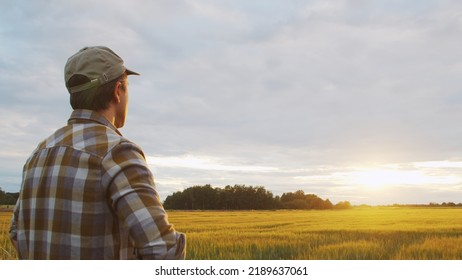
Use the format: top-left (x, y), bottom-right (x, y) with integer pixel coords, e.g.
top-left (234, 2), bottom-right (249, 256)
top-left (64, 46), bottom-right (139, 94)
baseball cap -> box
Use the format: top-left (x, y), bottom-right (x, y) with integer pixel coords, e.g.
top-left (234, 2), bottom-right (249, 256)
top-left (65, 46), bottom-right (139, 94)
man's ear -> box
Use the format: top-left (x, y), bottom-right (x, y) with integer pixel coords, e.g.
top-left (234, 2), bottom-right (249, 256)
top-left (113, 82), bottom-right (122, 104)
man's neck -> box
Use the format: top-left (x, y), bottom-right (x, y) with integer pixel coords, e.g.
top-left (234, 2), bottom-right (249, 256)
top-left (98, 108), bottom-right (116, 128)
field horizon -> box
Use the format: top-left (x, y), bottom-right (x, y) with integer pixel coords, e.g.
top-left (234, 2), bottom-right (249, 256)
top-left (2, 206), bottom-right (462, 260)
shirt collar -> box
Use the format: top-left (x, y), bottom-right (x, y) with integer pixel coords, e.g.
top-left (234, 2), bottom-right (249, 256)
top-left (68, 109), bottom-right (122, 136)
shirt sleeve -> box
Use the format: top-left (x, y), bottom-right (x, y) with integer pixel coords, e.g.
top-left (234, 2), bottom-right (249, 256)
top-left (102, 141), bottom-right (186, 260)
top-left (9, 198), bottom-right (20, 242)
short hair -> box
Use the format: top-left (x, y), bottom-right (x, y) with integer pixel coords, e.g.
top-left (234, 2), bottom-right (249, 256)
top-left (67, 74), bottom-right (125, 111)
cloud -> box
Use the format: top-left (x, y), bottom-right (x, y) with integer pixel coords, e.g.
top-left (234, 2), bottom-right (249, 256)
top-left (147, 154), bottom-right (278, 172)
top-left (1, 1), bottom-right (462, 204)
top-left (146, 154), bottom-right (462, 204)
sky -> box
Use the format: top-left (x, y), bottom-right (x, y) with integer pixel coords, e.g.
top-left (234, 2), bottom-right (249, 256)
top-left (1, 0), bottom-right (462, 205)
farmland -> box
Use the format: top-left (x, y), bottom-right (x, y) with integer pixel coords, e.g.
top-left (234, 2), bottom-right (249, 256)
top-left (0, 209), bottom-right (17, 260)
top-left (1, 207), bottom-right (462, 260)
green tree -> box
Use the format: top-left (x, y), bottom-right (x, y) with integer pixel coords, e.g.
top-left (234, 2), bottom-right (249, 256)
top-left (163, 185), bottom-right (346, 210)
top-left (280, 190), bottom-right (339, 210)
top-left (0, 187), bottom-right (17, 205)
top-left (334, 201), bottom-right (352, 209)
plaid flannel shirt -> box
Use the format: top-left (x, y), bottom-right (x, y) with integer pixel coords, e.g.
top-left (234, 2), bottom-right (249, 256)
top-left (9, 109), bottom-right (185, 259)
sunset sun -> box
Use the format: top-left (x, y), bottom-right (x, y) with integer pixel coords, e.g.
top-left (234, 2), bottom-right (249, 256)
top-left (351, 168), bottom-right (431, 189)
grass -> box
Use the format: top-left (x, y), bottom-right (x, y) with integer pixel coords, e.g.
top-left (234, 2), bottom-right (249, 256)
top-left (167, 207), bottom-right (462, 260)
top-left (1, 207), bottom-right (462, 259)
top-left (0, 210), bottom-right (17, 260)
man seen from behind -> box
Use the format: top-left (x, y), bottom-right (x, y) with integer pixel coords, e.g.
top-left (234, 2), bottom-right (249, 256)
top-left (9, 46), bottom-right (186, 260)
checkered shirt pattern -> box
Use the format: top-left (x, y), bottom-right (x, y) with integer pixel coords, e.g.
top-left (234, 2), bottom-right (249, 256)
top-left (9, 109), bottom-right (185, 259)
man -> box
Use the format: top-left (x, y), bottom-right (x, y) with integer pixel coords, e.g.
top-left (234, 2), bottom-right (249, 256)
top-left (9, 46), bottom-right (186, 260)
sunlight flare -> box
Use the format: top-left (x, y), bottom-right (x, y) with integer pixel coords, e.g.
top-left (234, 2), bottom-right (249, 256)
top-left (350, 167), bottom-right (460, 188)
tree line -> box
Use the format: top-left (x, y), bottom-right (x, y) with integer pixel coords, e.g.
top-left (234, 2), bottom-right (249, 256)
top-left (163, 184), bottom-right (352, 210)
top-left (0, 188), bottom-right (18, 205)
top-left (4, 185), bottom-right (460, 209)
top-left (392, 202), bottom-right (462, 207)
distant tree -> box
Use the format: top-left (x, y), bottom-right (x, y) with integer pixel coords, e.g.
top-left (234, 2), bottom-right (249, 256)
top-left (280, 190), bottom-right (338, 210)
top-left (163, 185), bottom-right (221, 210)
top-left (7, 192), bottom-right (19, 201)
top-left (164, 184), bottom-right (279, 210)
top-left (273, 195), bottom-right (282, 209)
top-left (0, 188), bottom-right (17, 205)
top-left (324, 199), bottom-right (334, 210)
top-left (305, 194), bottom-right (326, 209)
top-left (284, 199), bottom-right (308, 209)
top-left (163, 185), bottom-right (347, 211)
top-left (281, 190), bottom-right (306, 204)
top-left (163, 191), bottom-right (184, 210)
top-left (427, 202), bottom-right (461, 208)
top-left (334, 201), bottom-right (352, 210)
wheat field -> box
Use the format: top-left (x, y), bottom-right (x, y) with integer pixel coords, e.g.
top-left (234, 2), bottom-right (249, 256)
top-left (169, 207), bottom-right (462, 260)
top-left (0, 210), bottom-right (17, 260)
top-left (1, 207), bottom-right (462, 260)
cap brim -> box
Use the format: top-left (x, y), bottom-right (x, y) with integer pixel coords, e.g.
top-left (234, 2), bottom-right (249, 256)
top-left (126, 68), bottom-right (140, 76)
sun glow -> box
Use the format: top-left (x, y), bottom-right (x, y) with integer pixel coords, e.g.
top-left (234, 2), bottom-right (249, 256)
top-left (352, 169), bottom-right (422, 188)
top-left (351, 167), bottom-right (460, 188)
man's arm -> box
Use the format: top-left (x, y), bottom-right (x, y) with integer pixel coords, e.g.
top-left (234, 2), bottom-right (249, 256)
top-left (103, 142), bottom-right (186, 260)
top-left (9, 200), bottom-right (19, 253)
top-left (10, 239), bottom-right (18, 251)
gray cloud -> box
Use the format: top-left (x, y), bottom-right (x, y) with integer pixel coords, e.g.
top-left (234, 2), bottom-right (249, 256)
top-left (1, 0), bottom-right (462, 204)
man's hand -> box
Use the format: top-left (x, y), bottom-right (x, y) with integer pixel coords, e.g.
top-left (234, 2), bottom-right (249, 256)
top-left (10, 238), bottom-right (18, 252)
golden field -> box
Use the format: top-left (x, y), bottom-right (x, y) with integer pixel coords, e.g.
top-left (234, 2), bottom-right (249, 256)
top-left (2, 207), bottom-right (462, 260)
top-left (0, 210), bottom-right (17, 260)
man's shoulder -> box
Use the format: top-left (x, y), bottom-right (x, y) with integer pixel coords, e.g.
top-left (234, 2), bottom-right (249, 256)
top-left (72, 122), bottom-right (138, 158)
top-left (37, 122), bottom-right (136, 158)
